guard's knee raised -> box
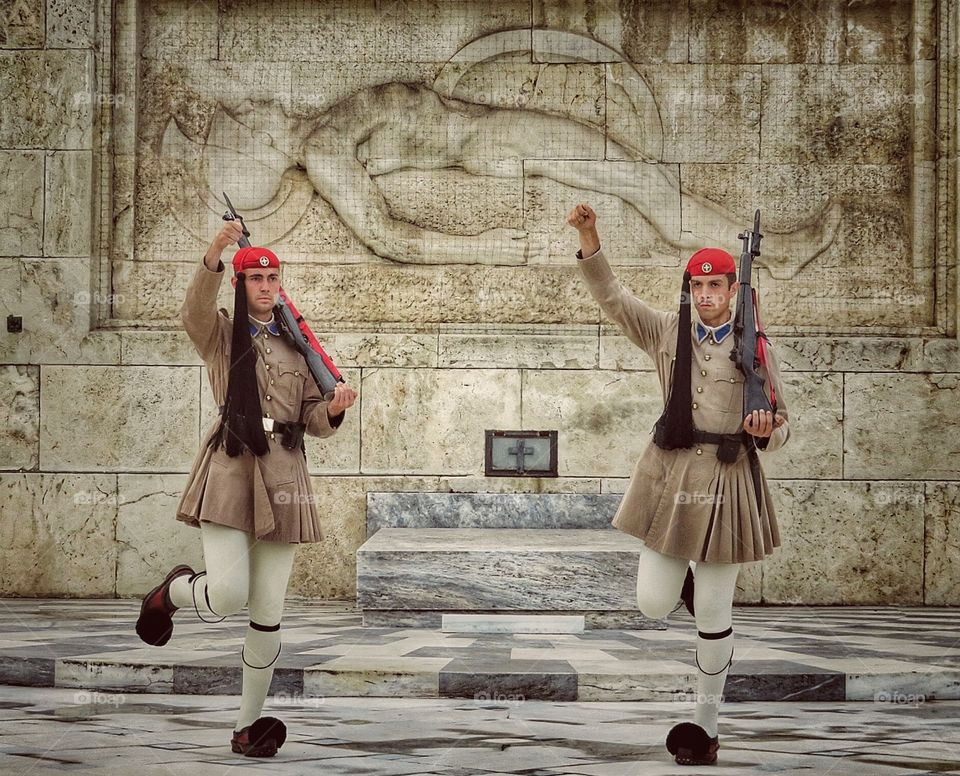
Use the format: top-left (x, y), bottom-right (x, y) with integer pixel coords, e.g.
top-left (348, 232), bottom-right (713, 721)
top-left (204, 583), bottom-right (246, 617)
top-left (635, 588), bottom-right (675, 620)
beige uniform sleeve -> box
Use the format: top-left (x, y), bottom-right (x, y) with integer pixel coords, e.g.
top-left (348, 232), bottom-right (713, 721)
top-left (577, 246), bottom-right (674, 358)
top-left (754, 338), bottom-right (790, 453)
top-left (181, 260), bottom-right (228, 362)
top-left (300, 376), bottom-right (344, 439)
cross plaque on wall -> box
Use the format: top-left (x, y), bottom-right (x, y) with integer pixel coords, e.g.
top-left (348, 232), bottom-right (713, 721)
top-left (484, 430), bottom-right (559, 477)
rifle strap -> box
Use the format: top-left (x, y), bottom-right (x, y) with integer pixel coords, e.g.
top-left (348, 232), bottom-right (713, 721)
top-left (752, 288), bottom-right (776, 408)
top-left (747, 441), bottom-right (764, 515)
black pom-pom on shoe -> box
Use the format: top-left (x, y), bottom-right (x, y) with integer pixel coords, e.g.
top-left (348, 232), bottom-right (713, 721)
top-left (135, 610), bottom-right (174, 647)
top-left (135, 564), bottom-right (194, 646)
top-left (666, 722), bottom-right (719, 766)
top-left (232, 716), bottom-right (287, 757)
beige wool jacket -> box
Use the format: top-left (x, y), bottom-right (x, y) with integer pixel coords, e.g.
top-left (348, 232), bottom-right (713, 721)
top-left (579, 248), bottom-right (790, 564)
top-left (175, 261), bottom-right (342, 543)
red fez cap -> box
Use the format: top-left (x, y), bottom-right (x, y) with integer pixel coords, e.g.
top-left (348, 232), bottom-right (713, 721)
top-left (232, 246), bottom-right (281, 274)
top-left (685, 248), bottom-right (736, 277)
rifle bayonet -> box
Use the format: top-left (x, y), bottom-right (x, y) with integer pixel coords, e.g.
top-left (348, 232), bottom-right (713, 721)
top-left (222, 191), bottom-right (252, 248)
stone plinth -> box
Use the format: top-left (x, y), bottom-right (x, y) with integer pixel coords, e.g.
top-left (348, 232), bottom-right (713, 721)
top-left (366, 492), bottom-right (621, 534)
top-left (357, 527), bottom-right (662, 629)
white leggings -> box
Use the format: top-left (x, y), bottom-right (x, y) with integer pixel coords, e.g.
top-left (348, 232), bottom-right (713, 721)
top-left (635, 545), bottom-right (741, 738)
top-left (173, 521), bottom-right (297, 625)
top-left (169, 522), bottom-right (297, 731)
top-left (634, 545), bottom-right (740, 633)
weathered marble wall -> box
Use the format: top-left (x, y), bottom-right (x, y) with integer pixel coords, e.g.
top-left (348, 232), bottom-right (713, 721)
top-left (0, 0), bottom-right (957, 606)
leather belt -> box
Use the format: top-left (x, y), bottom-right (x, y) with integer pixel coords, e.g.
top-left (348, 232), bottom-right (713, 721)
top-left (218, 405), bottom-right (300, 436)
top-left (262, 417), bottom-right (300, 435)
top-left (692, 429), bottom-right (748, 447)
top-left (689, 429), bottom-right (764, 512)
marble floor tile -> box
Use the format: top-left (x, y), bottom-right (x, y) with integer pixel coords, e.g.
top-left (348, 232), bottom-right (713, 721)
top-left (0, 600), bottom-right (958, 706)
top-left (1, 688), bottom-right (958, 775)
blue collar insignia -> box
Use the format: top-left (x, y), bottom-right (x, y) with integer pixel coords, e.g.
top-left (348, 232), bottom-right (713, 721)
top-left (249, 319), bottom-right (281, 337)
top-left (696, 320), bottom-right (733, 345)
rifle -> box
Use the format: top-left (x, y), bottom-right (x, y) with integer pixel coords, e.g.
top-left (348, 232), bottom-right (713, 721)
top-left (730, 210), bottom-right (776, 513)
top-left (221, 192), bottom-right (344, 398)
top-left (730, 209), bottom-right (776, 418)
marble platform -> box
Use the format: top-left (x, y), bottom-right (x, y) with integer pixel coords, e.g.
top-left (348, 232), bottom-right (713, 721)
top-left (1, 600), bottom-right (959, 704)
top-left (357, 528), bottom-right (660, 628)
top-left (358, 493), bottom-right (661, 627)
top-left (365, 493), bottom-right (622, 532)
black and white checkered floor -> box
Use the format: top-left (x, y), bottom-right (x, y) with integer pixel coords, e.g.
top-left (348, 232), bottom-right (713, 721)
top-left (2, 601), bottom-right (959, 774)
top-left (1, 687), bottom-right (959, 775)
top-left (1, 600), bottom-right (958, 703)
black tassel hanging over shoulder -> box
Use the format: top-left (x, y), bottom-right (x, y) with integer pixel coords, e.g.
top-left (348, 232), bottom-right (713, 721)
top-left (212, 272), bottom-right (268, 458)
top-left (653, 270), bottom-right (695, 450)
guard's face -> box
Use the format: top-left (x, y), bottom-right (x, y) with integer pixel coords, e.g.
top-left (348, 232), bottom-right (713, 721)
top-left (690, 274), bottom-right (738, 314)
top-left (233, 270), bottom-right (281, 316)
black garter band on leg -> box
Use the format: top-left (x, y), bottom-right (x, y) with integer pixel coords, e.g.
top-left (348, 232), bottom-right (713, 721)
top-left (241, 620), bottom-right (282, 669)
top-left (695, 626), bottom-right (734, 676)
top-left (697, 626), bottom-right (733, 640)
top-left (190, 572), bottom-right (227, 624)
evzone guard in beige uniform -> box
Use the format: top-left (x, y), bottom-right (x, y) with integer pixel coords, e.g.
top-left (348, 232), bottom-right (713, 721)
top-left (134, 219), bottom-right (357, 757)
top-left (568, 204), bottom-right (789, 767)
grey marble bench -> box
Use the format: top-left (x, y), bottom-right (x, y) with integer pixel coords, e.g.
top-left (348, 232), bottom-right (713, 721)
top-left (356, 493), bottom-right (663, 629)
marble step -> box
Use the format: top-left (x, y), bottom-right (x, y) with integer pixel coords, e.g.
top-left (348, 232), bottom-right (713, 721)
top-left (356, 528), bottom-right (661, 629)
top-left (366, 492), bottom-right (621, 533)
top-left (441, 614), bottom-right (586, 634)
top-left (7, 601), bottom-right (954, 704)
top-left (362, 609), bottom-right (657, 629)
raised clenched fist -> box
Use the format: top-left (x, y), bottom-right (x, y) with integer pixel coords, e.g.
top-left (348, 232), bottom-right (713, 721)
top-left (566, 203), bottom-right (597, 232)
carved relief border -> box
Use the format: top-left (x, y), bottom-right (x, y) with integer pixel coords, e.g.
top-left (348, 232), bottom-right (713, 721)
top-left (91, 0), bottom-right (960, 351)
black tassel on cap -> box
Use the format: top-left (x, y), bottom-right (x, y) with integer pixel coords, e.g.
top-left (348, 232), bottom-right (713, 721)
top-left (212, 272), bottom-right (268, 457)
top-left (653, 270), bottom-right (695, 449)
